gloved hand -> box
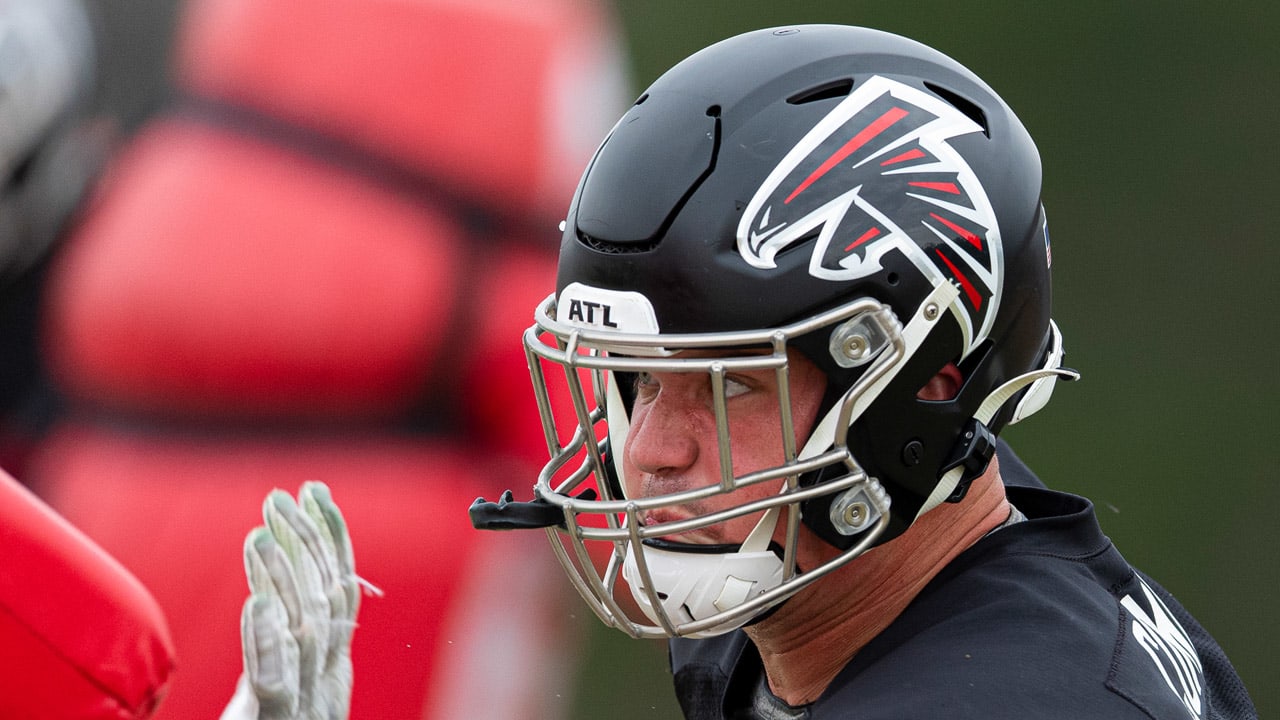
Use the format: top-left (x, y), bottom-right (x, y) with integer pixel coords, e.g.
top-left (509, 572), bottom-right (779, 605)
top-left (220, 482), bottom-right (372, 720)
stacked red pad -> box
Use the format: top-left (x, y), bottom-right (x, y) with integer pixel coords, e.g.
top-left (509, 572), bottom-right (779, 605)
top-left (32, 0), bottom-right (628, 717)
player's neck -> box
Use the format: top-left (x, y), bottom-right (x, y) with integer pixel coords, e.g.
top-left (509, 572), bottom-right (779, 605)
top-left (745, 459), bottom-right (1011, 706)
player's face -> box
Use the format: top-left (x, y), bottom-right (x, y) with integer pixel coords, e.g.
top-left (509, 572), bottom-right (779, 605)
top-left (620, 348), bottom-right (828, 547)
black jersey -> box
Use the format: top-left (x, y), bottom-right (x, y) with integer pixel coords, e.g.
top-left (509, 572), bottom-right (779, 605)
top-left (669, 446), bottom-right (1257, 720)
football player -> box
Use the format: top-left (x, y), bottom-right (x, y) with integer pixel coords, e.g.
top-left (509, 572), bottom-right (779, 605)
top-left (468, 24), bottom-right (1258, 720)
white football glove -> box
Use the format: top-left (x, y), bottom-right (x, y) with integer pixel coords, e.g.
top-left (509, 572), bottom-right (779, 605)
top-left (220, 482), bottom-right (373, 720)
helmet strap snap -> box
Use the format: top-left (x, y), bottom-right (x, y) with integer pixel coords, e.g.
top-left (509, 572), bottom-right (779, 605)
top-left (937, 418), bottom-right (996, 504)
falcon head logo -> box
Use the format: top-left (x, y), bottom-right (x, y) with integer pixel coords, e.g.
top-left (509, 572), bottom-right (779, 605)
top-left (736, 75), bottom-right (1003, 353)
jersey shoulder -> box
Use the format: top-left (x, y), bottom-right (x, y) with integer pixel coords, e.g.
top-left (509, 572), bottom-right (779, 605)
top-left (815, 486), bottom-right (1234, 719)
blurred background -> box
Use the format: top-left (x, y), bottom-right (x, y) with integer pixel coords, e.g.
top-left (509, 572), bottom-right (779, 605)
top-left (8, 0), bottom-right (1275, 718)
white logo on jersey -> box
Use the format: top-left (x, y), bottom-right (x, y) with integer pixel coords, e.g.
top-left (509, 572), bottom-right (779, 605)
top-left (1120, 579), bottom-right (1205, 720)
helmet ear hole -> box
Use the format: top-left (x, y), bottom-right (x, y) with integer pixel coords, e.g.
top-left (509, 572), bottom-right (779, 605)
top-left (916, 363), bottom-right (963, 402)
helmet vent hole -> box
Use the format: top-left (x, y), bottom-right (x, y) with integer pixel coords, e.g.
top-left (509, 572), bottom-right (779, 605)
top-left (924, 82), bottom-right (989, 137)
top-left (787, 78), bottom-right (854, 105)
top-left (577, 230), bottom-right (660, 254)
top-left (887, 272), bottom-right (900, 286)
top-left (706, 104), bottom-right (722, 118)
top-left (634, 93), bottom-right (649, 106)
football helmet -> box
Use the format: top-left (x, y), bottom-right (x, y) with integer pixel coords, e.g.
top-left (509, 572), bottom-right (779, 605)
top-left (472, 24), bottom-right (1076, 638)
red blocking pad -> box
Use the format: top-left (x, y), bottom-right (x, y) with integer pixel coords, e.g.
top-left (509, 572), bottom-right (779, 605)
top-left (0, 468), bottom-right (174, 719)
top-left (173, 0), bottom-right (629, 218)
top-left (43, 117), bottom-right (465, 422)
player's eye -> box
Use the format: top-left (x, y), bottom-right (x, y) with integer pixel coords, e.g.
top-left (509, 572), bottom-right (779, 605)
top-left (633, 371), bottom-right (659, 400)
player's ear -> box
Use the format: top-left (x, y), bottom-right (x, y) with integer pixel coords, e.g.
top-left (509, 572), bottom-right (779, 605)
top-left (917, 362), bottom-right (963, 401)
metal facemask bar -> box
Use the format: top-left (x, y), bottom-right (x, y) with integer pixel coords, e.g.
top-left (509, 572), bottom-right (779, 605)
top-left (475, 282), bottom-right (960, 638)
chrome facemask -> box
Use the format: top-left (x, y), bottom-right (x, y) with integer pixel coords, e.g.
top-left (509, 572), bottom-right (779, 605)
top-left (471, 282), bottom-right (960, 638)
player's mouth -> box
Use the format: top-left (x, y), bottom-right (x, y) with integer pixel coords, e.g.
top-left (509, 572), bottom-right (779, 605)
top-left (639, 510), bottom-right (726, 545)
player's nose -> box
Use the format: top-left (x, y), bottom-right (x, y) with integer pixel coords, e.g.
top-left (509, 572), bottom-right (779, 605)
top-left (624, 394), bottom-right (703, 489)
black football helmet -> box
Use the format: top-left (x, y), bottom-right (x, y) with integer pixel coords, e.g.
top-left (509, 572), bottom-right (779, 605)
top-left (472, 24), bottom-right (1076, 638)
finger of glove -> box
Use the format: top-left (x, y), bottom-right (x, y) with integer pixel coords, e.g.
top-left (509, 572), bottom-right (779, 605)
top-left (318, 579), bottom-right (360, 674)
top-left (299, 483), bottom-right (355, 592)
top-left (266, 489), bottom-right (338, 590)
top-left (241, 593), bottom-right (300, 718)
top-left (265, 503), bottom-right (334, 711)
top-left (244, 526), bottom-right (327, 716)
top-left (299, 482), bottom-right (361, 671)
top-left (300, 483), bottom-right (358, 615)
top-left (264, 492), bottom-right (335, 642)
top-left (245, 527), bottom-right (304, 633)
top-left (299, 484), bottom-right (360, 620)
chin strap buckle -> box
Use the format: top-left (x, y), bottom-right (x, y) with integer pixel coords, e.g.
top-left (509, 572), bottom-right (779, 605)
top-left (938, 419), bottom-right (996, 503)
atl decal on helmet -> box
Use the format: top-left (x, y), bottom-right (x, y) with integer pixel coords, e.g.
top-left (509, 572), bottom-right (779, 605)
top-left (737, 75), bottom-right (1003, 355)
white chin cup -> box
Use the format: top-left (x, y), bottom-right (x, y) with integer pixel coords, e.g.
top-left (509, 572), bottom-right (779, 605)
top-left (622, 540), bottom-right (785, 638)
